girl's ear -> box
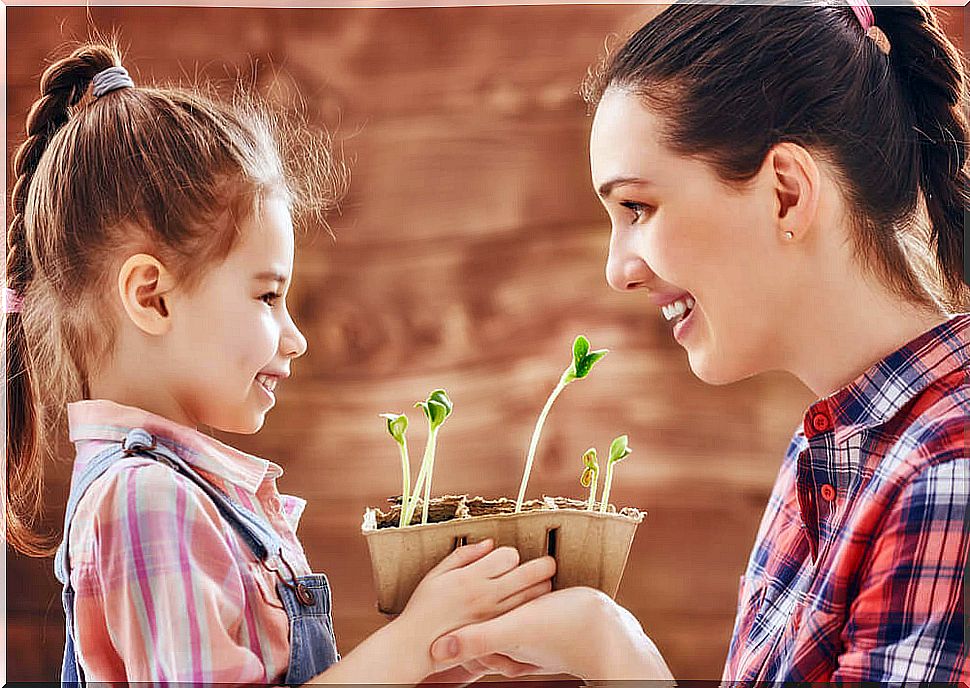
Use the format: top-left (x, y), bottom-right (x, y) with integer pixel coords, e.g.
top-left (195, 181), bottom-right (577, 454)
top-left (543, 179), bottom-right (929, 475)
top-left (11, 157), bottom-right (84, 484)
top-left (117, 253), bottom-right (176, 336)
top-left (766, 142), bottom-right (821, 244)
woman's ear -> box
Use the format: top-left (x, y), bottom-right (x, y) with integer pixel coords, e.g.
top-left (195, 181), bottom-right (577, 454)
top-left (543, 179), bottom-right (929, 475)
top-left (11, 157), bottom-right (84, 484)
top-left (117, 253), bottom-right (176, 335)
top-left (767, 142), bottom-right (821, 244)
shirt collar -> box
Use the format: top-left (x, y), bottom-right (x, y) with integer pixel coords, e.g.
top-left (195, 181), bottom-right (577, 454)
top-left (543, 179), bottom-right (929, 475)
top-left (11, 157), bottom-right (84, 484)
top-left (802, 313), bottom-right (970, 440)
top-left (67, 399), bottom-right (283, 495)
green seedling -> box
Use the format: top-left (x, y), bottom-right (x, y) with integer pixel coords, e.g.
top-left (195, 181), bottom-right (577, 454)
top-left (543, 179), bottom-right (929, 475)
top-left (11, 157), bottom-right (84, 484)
top-left (599, 435), bottom-right (632, 513)
top-left (514, 335), bottom-right (608, 512)
top-left (379, 413), bottom-right (411, 527)
top-left (403, 389), bottom-right (454, 525)
top-left (580, 447), bottom-right (599, 511)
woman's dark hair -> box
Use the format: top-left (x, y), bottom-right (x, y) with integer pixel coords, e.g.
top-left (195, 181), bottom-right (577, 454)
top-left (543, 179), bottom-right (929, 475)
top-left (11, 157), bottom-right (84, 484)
top-left (583, 0), bottom-right (968, 312)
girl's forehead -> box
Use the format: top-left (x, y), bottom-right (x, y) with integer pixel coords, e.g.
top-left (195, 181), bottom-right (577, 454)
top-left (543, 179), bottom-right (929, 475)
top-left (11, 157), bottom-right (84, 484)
top-left (231, 198), bottom-right (295, 265)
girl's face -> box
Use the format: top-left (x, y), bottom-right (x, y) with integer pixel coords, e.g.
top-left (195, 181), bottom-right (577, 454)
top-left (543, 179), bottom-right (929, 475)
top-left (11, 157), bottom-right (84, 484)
top-left (168, 195), bottom-right (308, 433)
top-left (589, 88), bottom-right (796, 385)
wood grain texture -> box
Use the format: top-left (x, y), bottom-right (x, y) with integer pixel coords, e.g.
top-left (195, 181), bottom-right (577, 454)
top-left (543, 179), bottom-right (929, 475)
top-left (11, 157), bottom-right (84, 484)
top-left (6, 4), bottom-right (964, 682)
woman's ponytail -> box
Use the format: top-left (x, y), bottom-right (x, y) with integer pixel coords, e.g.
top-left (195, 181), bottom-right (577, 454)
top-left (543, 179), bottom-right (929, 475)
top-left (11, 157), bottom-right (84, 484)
top-left (875, 2), bottom-right (969, 309)
top-left (6, 44), bottom-right (119, 556)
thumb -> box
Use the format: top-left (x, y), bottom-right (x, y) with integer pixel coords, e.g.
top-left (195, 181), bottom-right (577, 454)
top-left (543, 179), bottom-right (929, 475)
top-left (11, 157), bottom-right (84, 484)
top-left (430, 619), bottom-right (504, 667)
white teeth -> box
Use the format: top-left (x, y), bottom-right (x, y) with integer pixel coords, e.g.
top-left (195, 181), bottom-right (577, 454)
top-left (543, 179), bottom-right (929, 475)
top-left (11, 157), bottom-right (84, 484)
top-left (256, 374), bottom-right (278, 392)
top-left (661, 297), bottom-right (694, 322)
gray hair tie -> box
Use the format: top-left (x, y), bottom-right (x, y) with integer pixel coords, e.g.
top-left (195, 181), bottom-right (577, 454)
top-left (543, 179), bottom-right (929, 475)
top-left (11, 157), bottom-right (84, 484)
top-left (91, 66), bottom-right (134, 98)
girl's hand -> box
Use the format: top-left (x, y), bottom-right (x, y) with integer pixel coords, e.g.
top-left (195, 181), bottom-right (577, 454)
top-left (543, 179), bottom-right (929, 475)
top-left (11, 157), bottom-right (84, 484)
top-left (427, 586), bottom-right (674, 682)
top-left (391, 538), bottom-right (557, 681)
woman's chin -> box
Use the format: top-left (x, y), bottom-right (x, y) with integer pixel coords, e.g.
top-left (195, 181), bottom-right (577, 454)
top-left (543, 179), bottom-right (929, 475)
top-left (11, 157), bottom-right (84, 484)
top-left (687, 350), bottom-right (744, 386)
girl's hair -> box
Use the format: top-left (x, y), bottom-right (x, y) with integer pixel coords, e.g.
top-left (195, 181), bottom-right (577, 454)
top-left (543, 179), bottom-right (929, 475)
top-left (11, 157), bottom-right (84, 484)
top-left (5, 41), bottom-right (348, 556)
top-left (582, 0), bottom-right (969, 313)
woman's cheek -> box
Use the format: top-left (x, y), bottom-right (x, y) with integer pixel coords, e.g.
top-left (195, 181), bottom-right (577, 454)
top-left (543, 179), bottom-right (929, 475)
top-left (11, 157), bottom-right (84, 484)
top-left (639, 224), bottom-right (689, 283)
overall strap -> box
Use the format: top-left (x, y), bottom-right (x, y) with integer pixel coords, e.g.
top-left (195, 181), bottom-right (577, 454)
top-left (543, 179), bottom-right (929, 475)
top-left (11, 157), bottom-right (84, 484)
top-left (55, 427), bottom-right (284, 586)
top-left (119, 428), bottom-right (284, 561)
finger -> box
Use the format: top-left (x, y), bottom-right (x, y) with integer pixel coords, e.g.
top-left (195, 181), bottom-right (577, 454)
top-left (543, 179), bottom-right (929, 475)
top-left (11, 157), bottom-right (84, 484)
top-left (476, 653), bottom-right (542, 678)
top-left (492, 555), bottom-right (556, 601)
top-left (463, 545), bottom-right (520, 579)
top-left (430, 616), bottom-right (508, 666)
top-left (426, 539), bottom-right (494, 577)
top-left (420, 660), bottom-right (490, 686)
top-left (493, 579), bottom-right (552, 616)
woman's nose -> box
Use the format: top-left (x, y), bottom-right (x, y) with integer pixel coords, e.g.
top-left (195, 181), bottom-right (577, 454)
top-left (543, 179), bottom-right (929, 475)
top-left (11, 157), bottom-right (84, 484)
top-left (605, 232), bottom-right (651, 292)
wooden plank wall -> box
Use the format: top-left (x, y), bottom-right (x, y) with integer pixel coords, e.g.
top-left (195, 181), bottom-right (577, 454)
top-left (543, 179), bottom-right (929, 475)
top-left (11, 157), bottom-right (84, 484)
top-left (6, 4), bottom-right (965, 682)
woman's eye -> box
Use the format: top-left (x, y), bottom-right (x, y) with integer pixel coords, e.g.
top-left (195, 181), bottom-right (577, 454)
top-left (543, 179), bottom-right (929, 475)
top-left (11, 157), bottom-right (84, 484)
top-left (260, 292), bottom-right (282, 306)
top-left (620, 201), bottom-right (649, 222)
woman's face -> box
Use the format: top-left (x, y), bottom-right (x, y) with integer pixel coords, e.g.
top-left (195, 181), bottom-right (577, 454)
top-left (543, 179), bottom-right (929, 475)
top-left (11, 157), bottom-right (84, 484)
top-left (168, 195), bottom-right (308, 433)
top-left (589, 87), bottom-right (796, 385)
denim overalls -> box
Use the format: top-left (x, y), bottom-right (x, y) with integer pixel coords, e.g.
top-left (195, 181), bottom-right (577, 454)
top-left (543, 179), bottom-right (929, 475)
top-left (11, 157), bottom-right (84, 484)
top-left (54, 427), bottom-right (340, 686)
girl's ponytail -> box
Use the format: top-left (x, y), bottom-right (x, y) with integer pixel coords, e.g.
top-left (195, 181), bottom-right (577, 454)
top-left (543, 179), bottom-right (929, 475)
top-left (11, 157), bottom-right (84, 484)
top-left (6, 44), bottom-right (120, 556)
top-left (875, 2), bottom-right (969, 309)
top-left (6, 40), bottom-right (343, 557)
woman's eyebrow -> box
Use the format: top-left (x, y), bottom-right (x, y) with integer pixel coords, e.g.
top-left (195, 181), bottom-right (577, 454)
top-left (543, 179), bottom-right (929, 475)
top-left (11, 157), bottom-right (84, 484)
top-left (597, 177), bottom-right (653, 199)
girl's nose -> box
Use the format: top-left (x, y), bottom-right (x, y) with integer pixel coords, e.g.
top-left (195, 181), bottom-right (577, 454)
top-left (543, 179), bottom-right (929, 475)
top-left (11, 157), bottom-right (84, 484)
top-left (605, 232), bottom-right (652, 292)
top-left (283, 317), bottom-right (309, 359)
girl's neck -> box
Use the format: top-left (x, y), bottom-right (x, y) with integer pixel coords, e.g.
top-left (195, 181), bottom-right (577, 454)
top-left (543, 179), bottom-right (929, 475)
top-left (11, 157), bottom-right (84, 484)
top-left (87, 374), bottom-right (199, 430)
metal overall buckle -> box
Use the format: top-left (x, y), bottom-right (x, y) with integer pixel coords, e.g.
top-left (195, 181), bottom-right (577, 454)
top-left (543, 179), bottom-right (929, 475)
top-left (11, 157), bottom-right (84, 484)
top-left (263, 552), bottom-right (316, 607)
top-left (121, 429), bottom-right (157, 456)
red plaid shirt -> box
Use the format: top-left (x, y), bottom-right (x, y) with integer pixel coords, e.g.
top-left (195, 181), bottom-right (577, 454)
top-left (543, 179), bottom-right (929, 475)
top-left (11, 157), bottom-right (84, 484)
top-left (723, 313), bottom-right (969, 684)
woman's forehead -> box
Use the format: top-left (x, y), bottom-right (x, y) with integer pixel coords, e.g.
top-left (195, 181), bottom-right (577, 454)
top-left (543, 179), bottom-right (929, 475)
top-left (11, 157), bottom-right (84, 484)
top-left (590, 89), bottom-right (670, 188)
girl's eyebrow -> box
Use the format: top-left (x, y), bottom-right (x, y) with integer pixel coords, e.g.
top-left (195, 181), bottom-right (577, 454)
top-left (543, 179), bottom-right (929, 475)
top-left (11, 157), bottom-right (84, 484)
top-left (252, 270), bottom-right (289, 286)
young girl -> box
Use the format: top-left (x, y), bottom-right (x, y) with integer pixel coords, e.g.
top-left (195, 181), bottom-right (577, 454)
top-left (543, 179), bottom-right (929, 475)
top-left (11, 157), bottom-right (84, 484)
top-left (4, 42), bottom-right (557, 685)
top-left (427, 0), bottom-right (969, 682)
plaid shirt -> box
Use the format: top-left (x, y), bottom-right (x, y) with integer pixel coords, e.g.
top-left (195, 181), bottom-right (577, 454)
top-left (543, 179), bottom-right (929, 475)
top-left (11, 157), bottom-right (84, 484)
top-left (723, 314), bottom-right (969, 684)
top-left (64, 399), bottom-right (313, 683)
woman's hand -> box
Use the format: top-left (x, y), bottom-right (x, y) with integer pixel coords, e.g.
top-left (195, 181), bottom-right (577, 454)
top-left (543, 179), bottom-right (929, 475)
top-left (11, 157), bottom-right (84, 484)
top-left (392, 538), bottom-right (557, 681)
top-left (427, 586), bottom-right (675, 682)
top-left (306, 540), bottom-right (554, 686)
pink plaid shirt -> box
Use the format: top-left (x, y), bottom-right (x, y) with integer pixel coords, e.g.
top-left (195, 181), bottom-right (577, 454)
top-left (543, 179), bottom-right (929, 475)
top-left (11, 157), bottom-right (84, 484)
top-left (65, 399), bottom-right (313, 684)
top-left (723, 314), bottom-right (970, 683)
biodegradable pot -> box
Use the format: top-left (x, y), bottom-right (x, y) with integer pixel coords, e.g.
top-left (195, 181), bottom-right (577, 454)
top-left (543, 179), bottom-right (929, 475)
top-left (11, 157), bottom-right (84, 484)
top-left (362, 494), bottom-right (644, 616)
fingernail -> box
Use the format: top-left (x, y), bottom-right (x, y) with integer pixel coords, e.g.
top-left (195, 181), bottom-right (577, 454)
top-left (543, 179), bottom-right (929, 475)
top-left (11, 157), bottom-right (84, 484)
top-left (478, 538), bottom-right (493, 548)
top-left (432, 635), bottom-right (459, 660)
top-left (444, 636), bottom-right (459, 658)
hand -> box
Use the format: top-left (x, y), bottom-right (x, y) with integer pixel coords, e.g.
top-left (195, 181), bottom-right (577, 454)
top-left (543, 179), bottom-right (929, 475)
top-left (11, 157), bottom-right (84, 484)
top-left (391, 538), bottom-right (557, 681)
top-left (418, 656), bottom-right (541, 687)
top-left (427, 586), bottom-right (674, 682)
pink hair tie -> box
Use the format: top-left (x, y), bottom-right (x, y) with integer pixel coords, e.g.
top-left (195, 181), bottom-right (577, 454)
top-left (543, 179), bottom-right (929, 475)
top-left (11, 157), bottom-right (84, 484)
top-left (848, 0), bottom-right (875, 30)
top-left (4, 286), bottom-right (23, 314)
top-left (848, 0), bottom-right (891, 55)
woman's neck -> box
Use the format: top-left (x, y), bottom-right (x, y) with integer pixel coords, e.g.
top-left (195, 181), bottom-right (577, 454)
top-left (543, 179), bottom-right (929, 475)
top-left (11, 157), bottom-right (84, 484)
top-left (787, 277), bottom-right (949, 399)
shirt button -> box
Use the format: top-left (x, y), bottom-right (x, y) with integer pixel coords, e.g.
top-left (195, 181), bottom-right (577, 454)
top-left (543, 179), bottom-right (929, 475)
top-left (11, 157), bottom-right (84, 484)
top-left (820, 484), bottom-right (836, 501)
top-left (811, 413), bottom-right (831, 432)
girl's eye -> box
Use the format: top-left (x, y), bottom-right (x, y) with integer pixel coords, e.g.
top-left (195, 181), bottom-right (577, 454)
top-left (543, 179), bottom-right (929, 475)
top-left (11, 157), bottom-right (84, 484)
top-left (619, 201), bottom-right (650, 223)
top-left (260, 292), bottom-right (282, 307)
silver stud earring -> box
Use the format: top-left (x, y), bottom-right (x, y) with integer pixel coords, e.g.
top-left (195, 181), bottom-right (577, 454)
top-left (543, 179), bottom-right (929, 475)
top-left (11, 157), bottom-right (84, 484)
top-left (784, 231), bottom-right (794, 240)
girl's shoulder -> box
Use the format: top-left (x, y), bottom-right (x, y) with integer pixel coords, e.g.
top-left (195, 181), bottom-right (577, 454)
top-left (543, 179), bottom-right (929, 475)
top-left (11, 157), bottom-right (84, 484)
top-left (68, 455), bottom-right (232, 567)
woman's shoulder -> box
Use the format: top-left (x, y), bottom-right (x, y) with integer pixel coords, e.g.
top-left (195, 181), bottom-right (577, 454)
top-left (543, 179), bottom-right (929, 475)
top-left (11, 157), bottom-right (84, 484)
top-left (882, 363), bottom-right (968, 481)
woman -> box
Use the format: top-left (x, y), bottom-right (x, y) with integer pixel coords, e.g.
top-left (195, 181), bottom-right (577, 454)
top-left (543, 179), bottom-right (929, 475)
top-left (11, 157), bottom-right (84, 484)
top-left (427, 0), bottom-right (969, 682)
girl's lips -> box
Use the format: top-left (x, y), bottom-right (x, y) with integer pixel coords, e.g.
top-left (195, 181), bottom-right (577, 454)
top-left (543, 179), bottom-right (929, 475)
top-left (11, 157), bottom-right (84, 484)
top-left (672, 302), bottom-right (697, 345)
top-left (255, 376), bottom-right (276, 402)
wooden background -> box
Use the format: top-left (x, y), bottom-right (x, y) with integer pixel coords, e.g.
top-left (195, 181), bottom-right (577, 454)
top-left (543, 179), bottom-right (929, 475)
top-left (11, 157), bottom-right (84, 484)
top-left (6, 4), bottom-right (965, 682)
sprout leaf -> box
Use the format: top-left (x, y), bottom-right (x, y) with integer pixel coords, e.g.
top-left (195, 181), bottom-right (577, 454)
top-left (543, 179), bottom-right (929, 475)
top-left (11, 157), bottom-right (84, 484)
top-left (379, 413), bottom-right (408, 444)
